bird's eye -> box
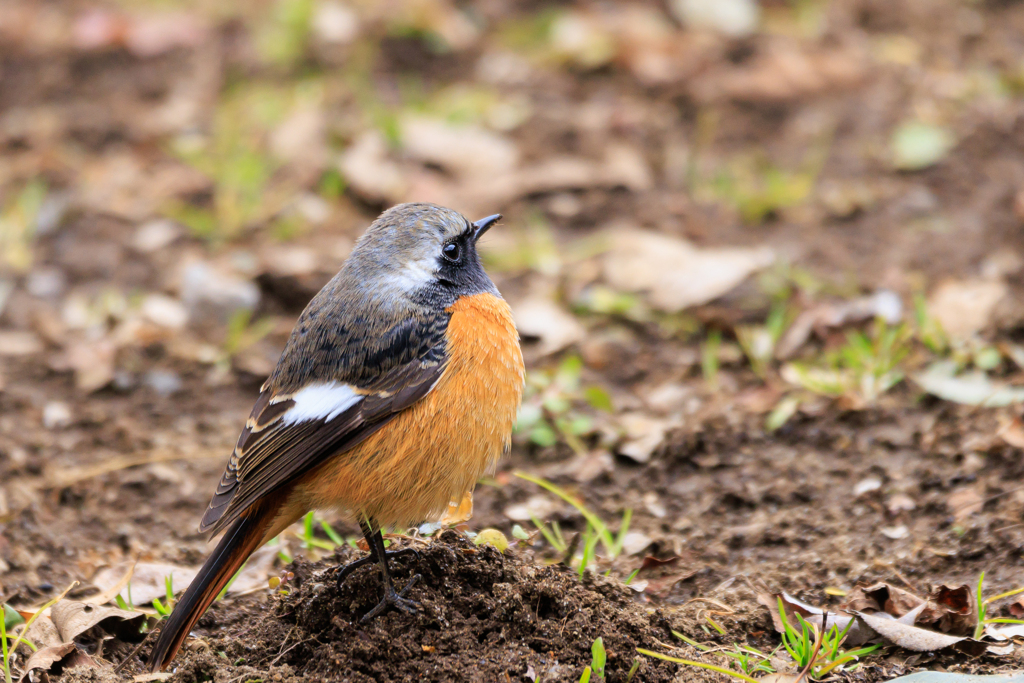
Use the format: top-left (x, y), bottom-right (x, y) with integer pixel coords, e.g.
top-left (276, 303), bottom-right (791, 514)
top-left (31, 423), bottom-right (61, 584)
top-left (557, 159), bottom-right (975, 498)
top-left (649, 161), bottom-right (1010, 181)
top-left (442, 242), bottom-right (461, 262)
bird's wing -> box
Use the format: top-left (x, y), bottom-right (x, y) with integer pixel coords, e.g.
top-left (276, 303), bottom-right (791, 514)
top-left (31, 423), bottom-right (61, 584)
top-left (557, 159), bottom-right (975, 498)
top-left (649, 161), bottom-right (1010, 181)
top-left (199, 340), bottom-right (447, 535)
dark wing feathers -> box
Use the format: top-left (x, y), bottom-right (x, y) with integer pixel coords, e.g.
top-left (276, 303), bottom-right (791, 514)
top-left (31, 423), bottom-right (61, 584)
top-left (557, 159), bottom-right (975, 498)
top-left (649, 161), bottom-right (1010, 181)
top-left (199, 347), bottom-right (448, 535)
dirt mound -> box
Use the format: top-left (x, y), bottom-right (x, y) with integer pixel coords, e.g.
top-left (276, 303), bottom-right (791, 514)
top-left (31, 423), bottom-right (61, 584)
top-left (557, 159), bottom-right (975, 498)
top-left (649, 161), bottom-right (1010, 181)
top-left (160, 530), bottom-right (677, 682)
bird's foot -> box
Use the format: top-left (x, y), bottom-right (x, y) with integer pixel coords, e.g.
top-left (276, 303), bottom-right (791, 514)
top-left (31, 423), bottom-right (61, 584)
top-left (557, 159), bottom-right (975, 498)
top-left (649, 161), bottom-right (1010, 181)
top-left (335, 547), bottom-right (420, 587)
top-left (360, 573), bottom-right (421, 623)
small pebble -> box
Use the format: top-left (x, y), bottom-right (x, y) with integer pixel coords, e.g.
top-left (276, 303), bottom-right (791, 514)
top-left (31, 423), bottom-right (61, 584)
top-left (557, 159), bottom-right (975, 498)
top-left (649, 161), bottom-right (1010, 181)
top-left (42, 401), bottom-right (72, 429)
top-left (145, 370), bottom-right (183, 396)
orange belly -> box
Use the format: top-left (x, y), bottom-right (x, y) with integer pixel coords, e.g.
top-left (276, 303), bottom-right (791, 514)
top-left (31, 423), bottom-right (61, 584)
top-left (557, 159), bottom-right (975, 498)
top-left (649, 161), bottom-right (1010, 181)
top-left (297, 292), bottom-right (524, 528)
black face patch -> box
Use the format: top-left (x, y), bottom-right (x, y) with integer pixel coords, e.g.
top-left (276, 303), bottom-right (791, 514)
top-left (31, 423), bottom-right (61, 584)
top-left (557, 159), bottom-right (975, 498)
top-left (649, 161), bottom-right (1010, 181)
top-left (412, 231), bottom-right (498, 309)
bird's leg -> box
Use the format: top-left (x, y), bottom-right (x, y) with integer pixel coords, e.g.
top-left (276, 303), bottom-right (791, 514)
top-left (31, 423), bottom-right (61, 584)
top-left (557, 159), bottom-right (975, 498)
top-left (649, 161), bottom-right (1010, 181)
top-left (358, 523), bottom-right (421, 622)
top-left (334, 521), bottom-right (420, 596)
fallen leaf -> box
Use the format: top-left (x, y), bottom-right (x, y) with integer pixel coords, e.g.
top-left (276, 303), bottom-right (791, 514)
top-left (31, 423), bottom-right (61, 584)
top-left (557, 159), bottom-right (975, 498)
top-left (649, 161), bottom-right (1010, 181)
top-left (82, 562), bottom-right (135, 606)
top-left (671, 0), bottom-right (759, 36)
top-left (50, 600), bottom-right (146, 642)
top-left (503, 494), bottom-right (565, 522)
top-left (690, 40), bottom-right (866, 103)
top-left (21, 614), bottom-right (64, 650)
top-left (92, 563), bottom-right (198, 606)
top-left (338, 130), bottom-right (408, 204)
top-left (513, 298), bottom-right (585, 356)
top-left (919, 584), bottom-right (976, 635)
top-left (853, 610), bottom-right (986, 656)
top-left (66, 339), bottom-right (116, 392)
top-left (17, 642), bottom-right (95, 683)
top-left (228, 544), bottom-right (281, 595)
top-left (913, 361), bottom-right (1024, 407)
top-left (882, 525), bottom-right (909, 540)
top-left (537, 450), bottom-right (614, 483)
top-left (892, 122), bottom-right (955, 171)
top-left (619, 531), bottom-right (652, 555)
top-left (927, 279), bottom-right (1006, 341)
top-left (987, 623), bottom-right (1024, 640)
top-left (270, 104), bottom-right (327, 172)
top-left (0, 330), bottom-right (43, 356)
top-left (602, 228), bottom-right (773, 312)
top-left (73, 9), bottom-right (209, 57)
top-left (401, 116), bottom-right (519, 178)
top-left (947, 487), bottom-right (984, 523)
top-left (616, 412), bottom-right (677, 464)
top-left (841, 582), bottom-right (924, 617)
top-left (886, 673), bottom-right (1024, 683)
top-left (997, 416), bottom-right (1024, 449)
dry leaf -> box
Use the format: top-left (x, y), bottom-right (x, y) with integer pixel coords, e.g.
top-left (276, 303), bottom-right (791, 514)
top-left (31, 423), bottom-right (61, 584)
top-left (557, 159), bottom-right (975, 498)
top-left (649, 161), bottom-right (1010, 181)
top-left (997, 417), bottom-right (1024, 449)
top-left (92, 563), bottom-right (197, 606)
top-left (17, 642), bottom-right (95, 683)
top-left (82, 561), bottom-right (135, 606)
top-left (513, 298), bottom-right (585, 356)
top-left (602, 228), bottom-right (773, 313)
top-left (947, 487), bottom-right (984, 523)
top-left (853, 610), bottom-right (987, 656)
top-left (841, 582), bottom-right (924, 617)
top-left (927, 278), bottom-right (1006, 341)
top-left (50, 600), bottom-right (146, 642)
top-left (919, 584), bottom-right (976, 635)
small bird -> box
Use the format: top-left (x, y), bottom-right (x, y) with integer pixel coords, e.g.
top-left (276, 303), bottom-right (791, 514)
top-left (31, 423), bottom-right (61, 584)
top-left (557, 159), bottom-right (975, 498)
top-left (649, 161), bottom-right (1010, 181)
top-left (148, 203), bottom-right (524, 671)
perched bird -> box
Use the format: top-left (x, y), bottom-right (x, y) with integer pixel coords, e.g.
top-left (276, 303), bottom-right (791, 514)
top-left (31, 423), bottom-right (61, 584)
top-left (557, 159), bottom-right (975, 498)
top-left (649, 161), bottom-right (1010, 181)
top-left (148, 203), bottom-right (525, 671)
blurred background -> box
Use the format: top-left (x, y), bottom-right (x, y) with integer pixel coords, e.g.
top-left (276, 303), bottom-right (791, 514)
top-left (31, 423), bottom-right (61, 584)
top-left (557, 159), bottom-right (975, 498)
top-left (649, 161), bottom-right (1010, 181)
top-left (3, 0), bottom-right (1024, 676)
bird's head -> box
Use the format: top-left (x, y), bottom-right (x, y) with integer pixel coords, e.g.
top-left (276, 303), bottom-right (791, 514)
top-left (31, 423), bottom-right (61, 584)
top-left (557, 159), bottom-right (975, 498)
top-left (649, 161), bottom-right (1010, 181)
top-left (346, 203), bottom-right (502, 307)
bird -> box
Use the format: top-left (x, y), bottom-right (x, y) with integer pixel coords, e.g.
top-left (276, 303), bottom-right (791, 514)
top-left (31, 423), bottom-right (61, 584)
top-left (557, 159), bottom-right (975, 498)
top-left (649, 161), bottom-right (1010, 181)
top-left (147, 203), bottom-right (525, 671)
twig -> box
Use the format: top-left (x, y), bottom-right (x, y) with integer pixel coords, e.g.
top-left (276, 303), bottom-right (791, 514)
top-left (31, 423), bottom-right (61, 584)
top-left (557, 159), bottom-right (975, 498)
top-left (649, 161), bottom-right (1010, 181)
top-left (113, 625), bottom-right (157, 673)
top-left (269, 625), bottom-right (298, 666)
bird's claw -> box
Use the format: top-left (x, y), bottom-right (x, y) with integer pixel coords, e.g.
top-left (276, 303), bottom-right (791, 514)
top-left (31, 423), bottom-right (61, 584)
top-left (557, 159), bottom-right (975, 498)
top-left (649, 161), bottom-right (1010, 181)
top-left (360, 574), bottom-right (421, 622)
top-left (335, 547), bottom-right (420, 587)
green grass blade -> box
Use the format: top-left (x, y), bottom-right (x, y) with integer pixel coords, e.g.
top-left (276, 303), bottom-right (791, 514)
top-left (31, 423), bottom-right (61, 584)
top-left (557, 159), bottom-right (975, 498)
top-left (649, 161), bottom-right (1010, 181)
top-left (672, 631), bottom-right (710, 651)
top-left (514, 472), bottom-right (615, 555)
top-left (636, 649), bottom-right (758, 683)
top-left (320, 519), bottom-right (344, 546)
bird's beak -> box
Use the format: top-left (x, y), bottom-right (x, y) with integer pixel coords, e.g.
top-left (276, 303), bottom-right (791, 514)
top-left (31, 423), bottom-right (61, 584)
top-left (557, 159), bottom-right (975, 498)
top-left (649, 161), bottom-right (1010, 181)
top-left (472, 214), bottom-right (502, 243)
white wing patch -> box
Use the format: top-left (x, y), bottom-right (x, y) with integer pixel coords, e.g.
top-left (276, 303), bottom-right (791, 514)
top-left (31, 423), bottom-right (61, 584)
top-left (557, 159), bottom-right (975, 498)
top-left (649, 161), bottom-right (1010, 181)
top-left (281, 382), bottom-right (362, 424)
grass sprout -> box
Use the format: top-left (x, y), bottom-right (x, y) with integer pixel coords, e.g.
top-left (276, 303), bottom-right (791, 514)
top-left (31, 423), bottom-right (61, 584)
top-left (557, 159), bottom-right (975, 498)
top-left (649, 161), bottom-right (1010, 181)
top-left (637, 648), bottom-right (758, 683)
top-left (736, 299), bottom-right (795, 380)
top-left (0, 180), bottom-right (46, 275)
top-left (515, 472), bottom-right (631, 570)
top-left (782, 319), bottom-right (911, 404)
top-left (151, 575), bottom-right (177, 619)
top-left (701, 329), bottom-right (722, 392)
top-left (580, 636), bottom-right (607, 682)
top-left (2, 583), bottom-right (76, 683)
top-left (719, 645), bottom-right (776, 676)
top-left (974, 572), bottom-right (1024, 639)
top-left (776, 598), bottom-right (881, 679)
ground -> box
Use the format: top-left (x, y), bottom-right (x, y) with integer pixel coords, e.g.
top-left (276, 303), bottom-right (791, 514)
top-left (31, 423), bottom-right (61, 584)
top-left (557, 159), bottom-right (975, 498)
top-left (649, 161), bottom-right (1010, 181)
top-left (2, 0), bottom-right (1024, 681)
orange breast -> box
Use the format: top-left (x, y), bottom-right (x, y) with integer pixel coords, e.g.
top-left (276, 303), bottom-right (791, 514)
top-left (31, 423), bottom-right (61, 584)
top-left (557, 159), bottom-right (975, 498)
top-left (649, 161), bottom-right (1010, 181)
top-left (303, 293), bottom-right (524, 528)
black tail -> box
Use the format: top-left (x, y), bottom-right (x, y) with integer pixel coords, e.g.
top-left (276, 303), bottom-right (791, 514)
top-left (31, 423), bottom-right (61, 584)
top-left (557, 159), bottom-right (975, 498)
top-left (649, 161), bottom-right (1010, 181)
top-left (147, 510), bottom-right (267, 671)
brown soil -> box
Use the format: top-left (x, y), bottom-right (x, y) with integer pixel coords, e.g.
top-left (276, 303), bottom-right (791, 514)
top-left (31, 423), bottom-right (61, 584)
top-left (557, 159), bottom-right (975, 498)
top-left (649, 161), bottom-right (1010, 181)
top-left (151, 531), bottom-right (677, 683)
